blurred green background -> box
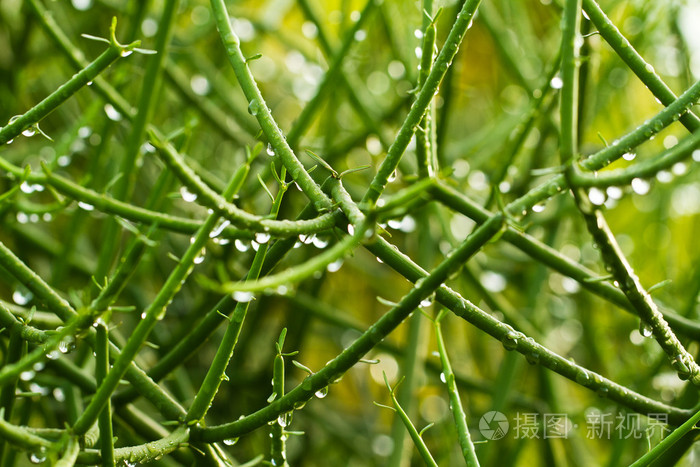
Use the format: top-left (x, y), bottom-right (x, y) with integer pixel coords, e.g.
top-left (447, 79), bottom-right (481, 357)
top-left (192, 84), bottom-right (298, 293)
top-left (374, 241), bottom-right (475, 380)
top-left (1, 0), bottom-right (700, 465)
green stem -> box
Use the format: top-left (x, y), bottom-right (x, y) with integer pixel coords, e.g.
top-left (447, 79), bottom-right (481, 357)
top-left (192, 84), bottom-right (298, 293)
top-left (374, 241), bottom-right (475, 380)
top-left (209, 0), bottom-right (333, 212)
top-left (431, 182), bottom-right (700, 338)
top-left (559, 0), bottom-right (582, 166)
top-left (582, 0), bottom-right (700, 132)
top-left (629, 408), bottom-right (700, 467)
top-left (96, 323), bottom-right (115, 467)
top-left (570, 129), bottom-right (700, 187)
top-left (186, 175), bottom-right (287, 423)
top-left (194, 213), bottom-right (503, 442)
top-left (504, 77), bottom-right (700, 217)
top-left (434, 313), bottom-right (480, 467)
top-left (150, 131), bottom-right (338, 236)
top-left (362, 0), bottom-right (483, 208)
top-left (0, 18), bottom-right (135, 145)
top-left (386, 379), bottom-right (438, 467)
top-left (72, 159), bottom-right (251, 435)
top-left (363, 236), bottom-right (690, 424)
top-left (54, 437), bottom-right (80, 467)
top-left (285, 0), bottom-right (377, 149)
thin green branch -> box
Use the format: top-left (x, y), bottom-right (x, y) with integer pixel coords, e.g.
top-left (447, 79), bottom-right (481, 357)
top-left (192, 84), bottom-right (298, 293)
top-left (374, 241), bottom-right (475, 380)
top-left (383, 376), bottom-right (438, 467)
top-left (149, 131), bottom-right (338, 236)
top-left (361, 0), bottom-right (483, 208)
top-left (434, 311), bottom-right (480, 466)
top-left (72, 158), bottom-right (251, 435)
top-left (209, 0), bottom-right (333, 212)
top-left (583, 0), bottom-right (700, 132)
top-left (0, 17), bottom-right (136, 145)
top-left (194, 213), bottom-right (503, 442)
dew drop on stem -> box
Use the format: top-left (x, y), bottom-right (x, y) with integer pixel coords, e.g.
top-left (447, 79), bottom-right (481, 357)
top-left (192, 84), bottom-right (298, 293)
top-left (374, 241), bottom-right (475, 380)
top-left (311, 236), bottom-right (328, 249)
top-left (28, 448), bottom-right (47, 464)
top-left (234, 239), bottom-right (250, 252)
top-left (639, 320), bottom-right (653, 338)
top-left (266, 143), bottom-right (275, 156)
top-left (327, 259), bottom-right (343, 272)
top-left (631, 178), bottom-right (650, 195)
top-left (576, 370), bottom-right (591, 386)
top-left (233, 291), bottom-right (255, 303)
top-left (255, 232), bottom-right (271, 244)
top-left (223, 438), bottom-right (238, 446)
top-left (314, 386), bottom-right (328, 399)
top-left (209, 219), bottom-right (230, 238)
top-left (78, 201), bottom-right (95, 211)
top-left (12, 287), bottom-right (33, 305)
top-left (180, 186), bottom-right (198, 202)
top-left (104, 103), bottom-right (122, 121)
top-left (194, 248), bottom-right (206, 264)
top-left (248, 99), bottom-right (261, 116)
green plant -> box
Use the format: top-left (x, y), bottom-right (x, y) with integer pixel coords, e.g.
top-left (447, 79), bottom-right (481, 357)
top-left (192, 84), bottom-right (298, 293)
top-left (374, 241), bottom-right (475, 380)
top-left (0, 0), bottom-right (699, 465)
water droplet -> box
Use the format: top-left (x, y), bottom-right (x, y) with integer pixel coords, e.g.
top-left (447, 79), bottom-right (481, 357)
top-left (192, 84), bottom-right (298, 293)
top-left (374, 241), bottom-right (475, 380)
top-left (550, 76), bottom-right (563, 89)
top-left (266, 143), bottom-right (275, 156)
top-left (223, 438), bottom-right (238, 446)
top-left (190, 74), bottom-right (210, 96)
top-left (327, 259), bottom-right (343, 272)
top-left (645, 63), bottom-right (655, 74)
top-left (120, 49), bottom-right (133, 57)
top-left (419, 296), bottom-right (433, 308)
top-left (255, 232), bottom-right (270, 244)
top-left (53, 387), bottom-right (65, 402)
top-left (180, 186), bottom-right (198, 202)
top-left (588, 187), bottom-right (606, 206)
top-left (20, 182), bottom-right (43, 194)
top-left (58, 338), bottom-right (75, 354)
top-left (247, 99), bottom-right (261, 116)
top-left (631, 178), bottom-right (650, 195)
top-left (277, 413), bottom-right (288, 427)
top-left (312, 236), bottom-right (328, 249)
top-left (234, 239), bottom-right (249, 252)
top-left (501, 330), bottom-right (520, 351)
top-left (22, 127), bottom-right (36, 137)
top-left (57, 155), bottom-right (71, 167)
top-left (78, 201), bottom-right (95, 211)
top-left (28, 448), bottom-right (47, 464)
top-left (104, 103), bottom-right (122, 121)
top-left (639, 321), bottom-right (653, 338)
top-left (576, 370), bottom-right (591, 386)
top-left (532, 203), bottom-right (546, 213)
top-left (387, 170), bottom-right (398, 183)
top-left (315, 386), bottom-right (328, 398)
top-left (194, 248), bottom-right (206, 264)
top-left (480, 271), bottom-right (507, 293)
top-left (525, 352), bottom-right (540, 365)
top-left (233, 291), bottom-right (255, 303)
top-left (209, 219), bottom-right (230, 238)
top-left (622, 152), bottom-right (636, 161)
top-left (12, 287), bottom-right (33, 305)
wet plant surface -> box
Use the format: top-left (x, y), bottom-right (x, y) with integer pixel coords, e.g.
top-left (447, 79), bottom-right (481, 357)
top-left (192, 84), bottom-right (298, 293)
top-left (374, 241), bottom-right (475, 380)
top-left (0, 0), bottom-right (700, 465)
